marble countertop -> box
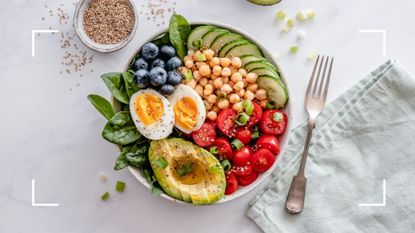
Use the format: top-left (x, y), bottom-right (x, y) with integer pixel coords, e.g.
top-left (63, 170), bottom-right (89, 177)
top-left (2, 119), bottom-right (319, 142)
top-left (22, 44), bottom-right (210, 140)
top-left (1, 0), bottom-right (414, 232)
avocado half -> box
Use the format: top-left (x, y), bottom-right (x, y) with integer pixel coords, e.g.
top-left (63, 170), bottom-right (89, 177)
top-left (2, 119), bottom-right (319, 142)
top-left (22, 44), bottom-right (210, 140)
top-left (148, 138), bottom-right (226, 205)
top-left (248, 0), bottom-right (281, 5)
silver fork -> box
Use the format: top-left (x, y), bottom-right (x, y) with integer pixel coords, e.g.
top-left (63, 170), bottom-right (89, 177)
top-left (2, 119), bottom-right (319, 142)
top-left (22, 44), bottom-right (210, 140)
top-left (285, 55), bottom-right (334, 214)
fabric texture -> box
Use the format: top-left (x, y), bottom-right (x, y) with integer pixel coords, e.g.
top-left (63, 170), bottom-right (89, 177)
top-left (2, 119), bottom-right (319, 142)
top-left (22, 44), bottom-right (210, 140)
top-left (247, 60), bottom-right (415, 233)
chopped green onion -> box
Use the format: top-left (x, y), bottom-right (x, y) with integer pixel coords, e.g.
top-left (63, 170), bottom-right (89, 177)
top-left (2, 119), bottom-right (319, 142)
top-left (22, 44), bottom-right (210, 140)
top-left (220, 159), bottom-right (231, 172)
top-left (178, 163), bottom-right (192, 176)
top-left (296, 11), bottom-right (307, 21)
top-left (183, 69), bottom-right (193, 81)
top-left (218, 91), bottom-right (227, 99)
top-left (192, 39), bottom-right (202, 48)
top-left (266, 100), bottom-right (277, 109)
top-left (251, 131), bottom-right (260, 140)
top-left (231, 139), bottom-right (244, 150)
top-left (178, 167), bottom-right (187, 176)
top-left (210, 146), bottom-right (219, 155)
top-left (243, 100), bottom-right (254, 115)
top-left (115, 181), bottom-right (125, 192)
top-left (101, 192), bottom-right (110, 201)
top-left (286, 18), bottom-right (295, 27)
top-left (308, 51), bottom-right (317, 60)
top-left (273, 112), bottom-right (283, 122)
top-left (196, 53), bottom-right (206, 62)
top-left (184, 164), bottom-right (193, 173)
top-left (276, 10), bottom-right (286, 20)
top-left (235, 112), bottom-right (250, 126)
top-left (307, 9), bottom-right (316, 19)
top-left (290, 45), bottom-right (299, 53)
top-left (155, 157), bottom-right (168, 169)
top-left (209, 164), bottom-right (220, 173)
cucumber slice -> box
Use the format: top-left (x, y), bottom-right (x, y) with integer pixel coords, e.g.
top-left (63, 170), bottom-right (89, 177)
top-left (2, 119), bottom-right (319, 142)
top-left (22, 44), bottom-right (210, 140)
top-left (248, 0), bottom-right (281, 5)
top-left (245, 60), bottom-right (278, 73)
top-left (211, 33), bottom-right (242, 55)
top-left (187, 26), bottom-right (215, 50)
top-left (201, 29), bottom-right (229, 49)
top-left (241, 55), bottom-right (265, 66)
top-left (218, 40), bottom-right (249, 57)
top-left (257, 75), bottom-right (288, 108)
top-left (225, 43), bottom-right (263, 58)
top-left (250, 67), bottom-right (281, 79)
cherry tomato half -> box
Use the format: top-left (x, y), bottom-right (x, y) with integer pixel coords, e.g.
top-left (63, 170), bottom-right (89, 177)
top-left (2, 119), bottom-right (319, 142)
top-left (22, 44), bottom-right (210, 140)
top-left (230, 163), bottom-right (253, 177)
top-left (192, 123), bottom-right (216, 147)
top-left (217, 109), bottom-right (237, 137)
top-left (251, 148), bottom-right (275, 173)
top-left (232, 146), bottom-right (253, 166)
top-left (260, 110), bottom-right (288, 135)
top-left (225, 172), bottom-right (238, 195)
top-left (237, 171), bottom-right (258, 186)
top-left (256, 134), bottom-right (280, 155)
top-left (212, 137), bottom-right (233, 160)
top-left (234, 127), bottom-right (252, 145)
top-left (246, 102), bottom-right (263, 127)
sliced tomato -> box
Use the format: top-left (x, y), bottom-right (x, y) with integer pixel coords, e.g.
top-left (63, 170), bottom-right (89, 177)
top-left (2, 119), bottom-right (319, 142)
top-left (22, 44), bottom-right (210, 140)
top-left (251, 148), bottom-right (275, 173)
top-left (212, 137), bottom-right (233, 160)
top-left (225, 172), bottom-right (238, 195)
top-left (237, 171), bottom-right (258, 186)
top-left (205, 119), bottom-right (217, 129)
top-left (246, 102), bottom-right (263, 127)
top-left (192, 123), bottom-right (216, 147)
top-left (260, 110), bottom-right (288, 135)
top-left (217, 109), bottom-right (237, 137)
top-left (234, 127), bottom-right (252, 145)
top-left (232, 146), bottom-right (253, 166)
top-left (256, 134), bottom-right (280, 155)
top-left (230, 163), bottom-right (253, 177)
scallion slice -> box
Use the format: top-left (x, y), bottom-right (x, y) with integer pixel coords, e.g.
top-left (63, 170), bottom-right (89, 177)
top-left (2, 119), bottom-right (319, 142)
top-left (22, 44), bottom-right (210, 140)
top-left (243, 100), bottom-right (254, 115)
top-left (273, 112), bottom-right (283, 122)
top-left (251, 131), bottom-right (260, 140)
top-left (235, 112), bottom-right (250, 126)
top-left (276, 10), bottom-right (286, 20)
top-left (183, 69), bottom-right (193, 81)
top-left (266, 100), bottom-right (277, 109)
top-left (286, 18), bottom-right (295, 27)
top-left (296, 11), bottom-right (307, 21)
top-left (196, 53), bottom-right (206, 62)
top-left (115, 181), bottom-right (125, 192)
top-left (155, 157), bottom-right (168, 169)
top-left (231, 139), bottom-right (244, 150)
top-left (210, 146), bottom-right (219, 155)
top-left (290, 45), bottom-right (299, 53)
top-left (101, 192), bottom-right (110, 201)
top-left (220, 159), bottom-right (231, 172)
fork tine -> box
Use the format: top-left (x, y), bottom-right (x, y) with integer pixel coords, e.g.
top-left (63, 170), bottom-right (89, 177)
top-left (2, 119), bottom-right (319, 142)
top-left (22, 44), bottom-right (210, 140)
top-left (312, 55), bottom-right (325, 95)
top-left (317, 56), bottom-right (330, 97)
top-left (322, 57), bottom-right (334, 100)
top-left (305, 55), bottom-right (321, 101)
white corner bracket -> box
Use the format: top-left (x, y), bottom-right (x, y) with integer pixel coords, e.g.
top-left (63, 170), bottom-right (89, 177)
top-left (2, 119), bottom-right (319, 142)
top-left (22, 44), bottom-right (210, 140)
top-left (31, 179), bottom-right (60, 207)
top-left (358, 179), bottom-right (386, 207)
top-left (358, 29), bottom-right (386, 57)
top-left (31, 29), bottom-right (59, 57)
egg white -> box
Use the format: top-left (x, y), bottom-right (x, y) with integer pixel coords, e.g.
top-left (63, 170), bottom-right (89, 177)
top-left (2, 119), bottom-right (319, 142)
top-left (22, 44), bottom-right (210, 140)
top-left (129, 89), bottom-right (175, 140)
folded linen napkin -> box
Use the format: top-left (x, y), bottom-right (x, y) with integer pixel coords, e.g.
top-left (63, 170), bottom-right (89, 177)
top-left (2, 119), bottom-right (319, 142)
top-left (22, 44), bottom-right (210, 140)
top-left (247, 60), bottom-right (415, 233)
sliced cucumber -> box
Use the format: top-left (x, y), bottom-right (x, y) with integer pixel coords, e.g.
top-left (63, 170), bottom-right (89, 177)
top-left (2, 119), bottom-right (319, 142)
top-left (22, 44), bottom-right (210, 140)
top-left (187, 26), bottom-right (215, 50)
top-left (250, 67), bottom-right (281, 79)
top-left (225, 43), bottom-right (263, 58)
top-left (248, 0), bottom-right (281, 5)
top-left (257, 75), bottom-right (288, 108)
top-left (241, 55), bottom-right (266, 66)
top-left (201, 29), bottom-right (229, 49)
top-left (211, 33), bottom-right (242, 55)
top-left (218, 39), bottom-right (249, 57)
top-left (245, 60), bottom-right (278, 73)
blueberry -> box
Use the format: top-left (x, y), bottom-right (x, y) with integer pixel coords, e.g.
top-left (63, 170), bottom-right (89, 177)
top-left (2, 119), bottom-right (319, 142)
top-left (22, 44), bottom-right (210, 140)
top-left (141, 42), bottom-right (159, 61)
top-left (160, 84), bottom-right (175, 95)
top-left (167, 70), bottom-right (182, 86)
top-left (134, 58), bottom-right (148, 71)
top-left (149, 67), bottom-right (167, 87)
top-left (160, 45), bottom-right (176, 59)
top-left (134, 69), bottom-right (149, 88)
top-left (151, 58), bottom-right (165, 69)
top-left (166, 56), bottom-right (182, 71)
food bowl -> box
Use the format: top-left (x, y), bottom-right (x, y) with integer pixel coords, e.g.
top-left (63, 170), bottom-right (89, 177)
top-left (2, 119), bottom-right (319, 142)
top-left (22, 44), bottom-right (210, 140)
top-left (115, 20), bottom-right (292, 204)
top-left (73, 0), bottom-right (139, 53)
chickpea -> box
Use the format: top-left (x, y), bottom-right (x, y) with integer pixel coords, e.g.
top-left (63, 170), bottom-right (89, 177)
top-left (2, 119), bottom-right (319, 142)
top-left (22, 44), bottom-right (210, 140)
top-left (207, 94), bottom-right (217, 104)
top-left (221, 84), bottom-right (232, 94)
top-left (234, 81), bottom-right (244, 91)
top-left (218, 99), bottom-right (230, 109)
top-left (229, 93), bottom-right (241, 104)
top-left (185, 60), bottom-right (194, 69)
top-left (229, 66), bottom-right (238, 74)
top-left (229, 81), bottom-right (235, 88)
top-left (193, 70), bottom-right (201, 80)
top-left (231, 72), bottom-right (242, 82)
top-left (203, 49), bottom-right (215, 60)
top-left (196, 62), bottom-right (205, 70)
top-left (237, 89), bottom-right (245, 98)
top-left (204, 89), bottom-right (212, 96)
top-left (195, 84), bottom-right (203, 96)
top-left (247, 83), bottom-right (258, 93)
top-left (203, 100), bottom-right (212, 110)
top-left (192, 50), bottom-right (202, 61)
top-left (210, 57), bottom-right (220, 67)
top-left (246, 72), bottom-right (258, 83)
top-left (213, 78), bottom-right (223, 89)
top-left (183, 55), bottom-right (193, 63)
top-left (232, 102), bottom-right (243, 112)
top-left (238, 68), bottom-right (247, 76)
top-left (200, 77), bottom-right (208, 86)
top-left (212, 66), bottom-right (222, 76)
top-left (231, 57), bottom-right (242, 68)
top-left (199, 64), bottom-right (211, 76)
top-left (222, 77), bottom-right (229, 84)
top-left (186, 79), bottom-right (196, 89)
top-left (221, 67), bottom-right (231, 77)
top-left (208, 80), bottom-right (214, 86)
top-left (259, 100), bottom-right (268, 108)
top-left (212, 105), bottom-right (220, 113)
top-left (220, 57), bottom-right (231, 67)
top-left (207, 111), bottom-right (217, 121)
top-left (187, 50), bottom-right (195, 56)
top-left (244, 90), bottom-right (255, 100)
top-left (205, 84), bottom-right (213, 92)
top-left (255, 89), bottom-right (267, 100)
top-left (243, 79), bottom-right (248, 87)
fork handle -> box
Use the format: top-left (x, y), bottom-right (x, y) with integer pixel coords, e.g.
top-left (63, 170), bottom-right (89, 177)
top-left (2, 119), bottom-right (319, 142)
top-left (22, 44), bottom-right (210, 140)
top-left (298, 120), bottom-right (315, 176)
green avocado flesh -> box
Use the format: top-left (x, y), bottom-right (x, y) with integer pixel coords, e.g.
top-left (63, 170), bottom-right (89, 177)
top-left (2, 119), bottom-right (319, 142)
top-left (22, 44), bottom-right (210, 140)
top-left (148, 138), bottom-right (226, 205)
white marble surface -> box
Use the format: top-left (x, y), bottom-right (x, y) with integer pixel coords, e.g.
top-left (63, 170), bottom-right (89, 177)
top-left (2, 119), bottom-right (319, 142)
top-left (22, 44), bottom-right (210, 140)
top-left (1, 0), bottom-right (414, 232)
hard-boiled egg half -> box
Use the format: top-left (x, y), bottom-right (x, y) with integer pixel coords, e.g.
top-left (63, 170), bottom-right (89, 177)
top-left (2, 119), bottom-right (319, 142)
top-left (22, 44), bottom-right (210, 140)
top-left (168, 84), bottom-right (206, 134)
top-left (130, 89), bottom-right (174, 140)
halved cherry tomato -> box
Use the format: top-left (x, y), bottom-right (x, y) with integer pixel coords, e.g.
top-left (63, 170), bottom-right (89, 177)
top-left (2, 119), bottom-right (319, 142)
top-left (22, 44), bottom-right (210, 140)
top-left (251, 148), bottom-right (275, 173)
top-left (237, 172), bottom-right (258, 186)
top-left (260, 110), bottom-right (288, 135)
top-left (232, 146), bottom-right (253, 166)
top-left (235, 127), bottom-right (252, 145)
top-left (217, 109), bottom-right (237, 137)
top-left (225, 172), bottom-right (238, 195)
top-left (256, 134), bottom-right (280, 155)
top-left (230, 163), bottom-right (253, 177)
top-left (212, 137), bottom-right (233, 160)
top-left (192, 123), bottom-right (216, 147)
top-left (246, 102), bottom-right (263, 127)
top-left (205, 119), bottom-right (217, 129)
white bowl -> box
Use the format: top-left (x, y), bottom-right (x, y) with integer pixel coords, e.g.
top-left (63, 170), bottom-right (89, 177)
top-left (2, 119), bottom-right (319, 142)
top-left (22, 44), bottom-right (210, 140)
top-left (118, 21), bottom-right (292, 205)
top-left (73, 0), bottom-right (138, 53)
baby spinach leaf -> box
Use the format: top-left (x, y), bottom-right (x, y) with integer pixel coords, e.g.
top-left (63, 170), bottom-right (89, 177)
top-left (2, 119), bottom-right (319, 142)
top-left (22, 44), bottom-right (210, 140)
top-left (169, 14), bottom-right (191, 59)
top-left (102, 111), bottom-right (141, 145)
top-left (101, 72), bottom-right (129, 104)
top-left (87, 94), bottom-right (116, 120)
top-left (126, 152), bottom-right (146, 168)
top-left (122, 70), bottom-right (139, 98)
top-left (114, 152), bottom-right (129, 170)
top-left (153, 33), bottom-right (170, 46)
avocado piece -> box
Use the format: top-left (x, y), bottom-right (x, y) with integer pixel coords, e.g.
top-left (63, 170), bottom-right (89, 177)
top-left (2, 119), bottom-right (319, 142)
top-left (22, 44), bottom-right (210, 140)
top-left (247, 0), bottom-right (281, 5)
top-left (148, 138), bottom-right (226, 205)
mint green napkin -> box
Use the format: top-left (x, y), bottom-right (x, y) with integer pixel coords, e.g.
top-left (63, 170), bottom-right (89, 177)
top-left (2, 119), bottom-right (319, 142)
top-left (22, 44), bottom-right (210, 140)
top-left (247, 60), bottom-right (415, 233)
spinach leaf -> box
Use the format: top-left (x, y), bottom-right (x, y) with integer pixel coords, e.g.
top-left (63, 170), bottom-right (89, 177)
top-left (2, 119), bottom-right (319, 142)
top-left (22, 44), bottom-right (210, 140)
top-left (125, 143), bottom-right (148, 167)
top-left (102, 111), bottom-right (141, 145)
top-left (122, 70), bottom-right (139, 98)
top-left (169, 14), bottom-right (191, 59)
top-left (114, 151), bottom-right (129, 170)
top-left (87, 94), bottom-right (116, 120)
top-left (101, 72), bottom-right (129, 104)
top-left (153, 33), bottom-right (170, 46)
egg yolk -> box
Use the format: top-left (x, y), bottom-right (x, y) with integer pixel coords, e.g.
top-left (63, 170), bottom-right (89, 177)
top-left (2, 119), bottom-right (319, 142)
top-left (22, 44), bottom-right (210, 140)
top-left (173, 97), bottom-right (198, 131)
top-left (134, 94), bottom-right (164, 126)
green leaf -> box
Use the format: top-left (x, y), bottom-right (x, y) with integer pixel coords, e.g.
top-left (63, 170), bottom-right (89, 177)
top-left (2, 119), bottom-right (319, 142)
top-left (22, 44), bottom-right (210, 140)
top-left (114, 152), bottom-right (129, 170)
top-left (153, 33), bottom-right (170, 46)
top-left (122, 70), bottom-right (139, 98)
top-left (87, 94), bottom-right (116, 120)
top-left (101, 72), bottom-right (129, 104)
top-left (169, 14), bottom-right (191, 59)
top-left (102, 111), bottom-right (141, 145)
top-left (125, 152), bottom-right (146, 168)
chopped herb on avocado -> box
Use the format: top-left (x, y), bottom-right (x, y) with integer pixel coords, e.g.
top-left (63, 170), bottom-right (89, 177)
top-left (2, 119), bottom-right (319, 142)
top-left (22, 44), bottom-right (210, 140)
top-left (178, 163), bottom-right (193, 176)
top-left (155, 157), bottom-right (169, 169)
